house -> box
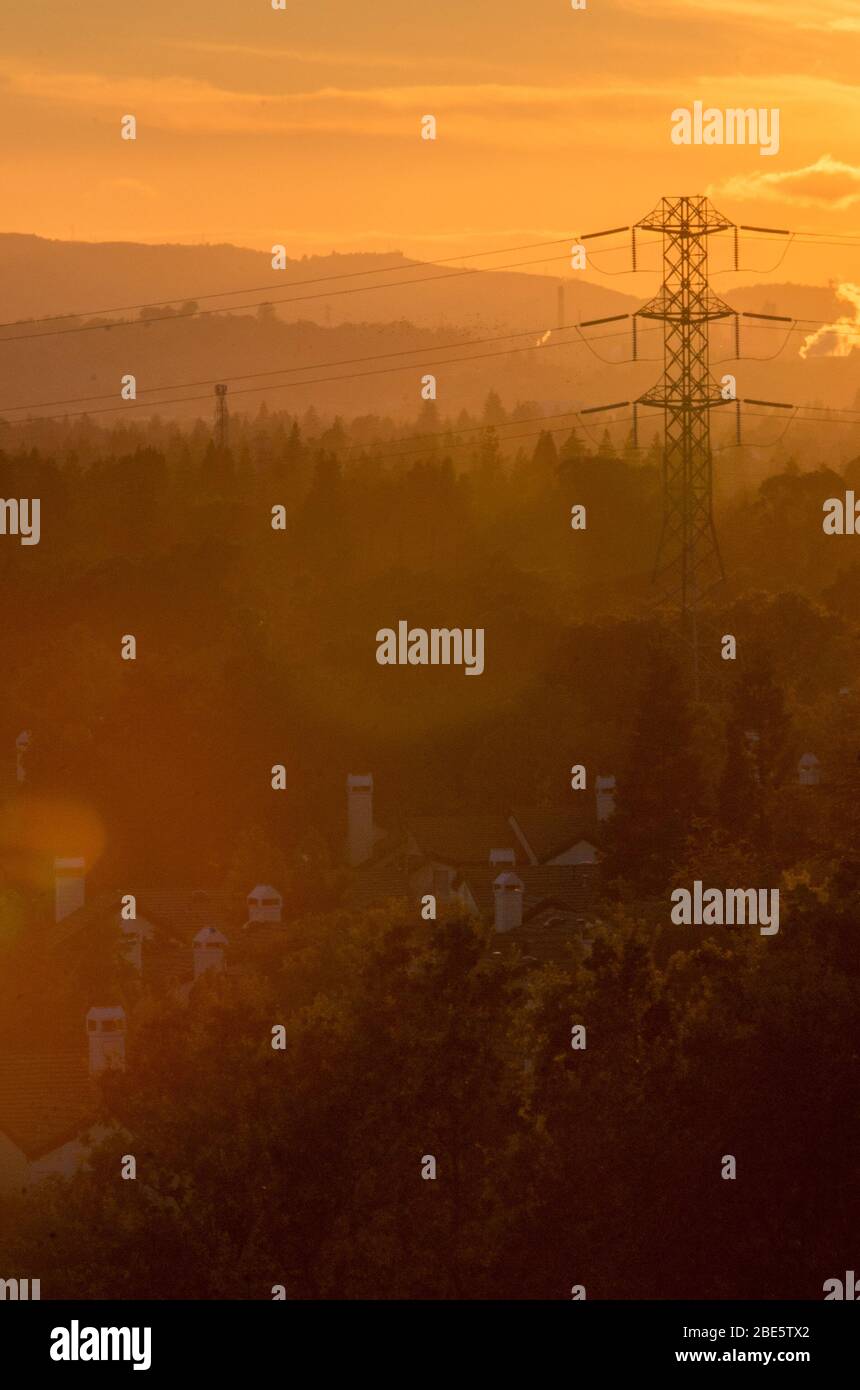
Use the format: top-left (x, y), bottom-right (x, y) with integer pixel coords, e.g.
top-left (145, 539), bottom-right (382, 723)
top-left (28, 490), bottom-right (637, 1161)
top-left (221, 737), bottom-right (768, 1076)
top-left (0, 1005), bottom-right (130, 1197)
top-left (0, 756), bottom-right (612, 1186)
top-left (0, 1048), bottom-right (98, 1195)
top-left (456, 862), bottom-right (599, 962)
top-left (0, 863), bottom-right (288, 1194)
top-left (344, 772), bottom-right (611, 957)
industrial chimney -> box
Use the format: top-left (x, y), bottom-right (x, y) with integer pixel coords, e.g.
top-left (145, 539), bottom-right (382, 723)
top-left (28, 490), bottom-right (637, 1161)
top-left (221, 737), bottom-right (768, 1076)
top-left (346, 773), bottom-right (374, 866)
top-left (54, 857), bottom-right (85, 923)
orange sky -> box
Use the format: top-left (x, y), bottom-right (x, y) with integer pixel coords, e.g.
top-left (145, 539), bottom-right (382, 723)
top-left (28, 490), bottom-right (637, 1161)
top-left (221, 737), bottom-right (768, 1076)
top-left (2, 0), bottom-right (859, 286)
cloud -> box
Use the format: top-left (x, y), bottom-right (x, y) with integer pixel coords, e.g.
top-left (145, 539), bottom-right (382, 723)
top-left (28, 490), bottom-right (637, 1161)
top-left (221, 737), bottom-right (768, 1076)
top-left (0, 62), bottom-right (597, 140)
top-left (0, 58), bottom-right (856, 154)
top-left (800, 282), bottom-right (860, 358)
top-left (0, 61), bottom-right (673, 144)
top-left (166, 40), bottom-right (499, 75)
top-left (619, 0), bottom-right (860, 32)
top-left (710, 154), bottom-right (860, 209)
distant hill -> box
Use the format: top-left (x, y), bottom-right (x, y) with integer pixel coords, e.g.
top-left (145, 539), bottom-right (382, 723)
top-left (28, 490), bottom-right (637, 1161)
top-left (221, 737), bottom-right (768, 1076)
top-left (0, 236), bottom-right (856, 428)
top-left (0, 233), bottom-right (636, 334)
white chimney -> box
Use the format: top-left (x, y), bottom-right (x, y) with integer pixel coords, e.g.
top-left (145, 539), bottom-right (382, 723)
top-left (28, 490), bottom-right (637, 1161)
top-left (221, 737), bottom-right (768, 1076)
top-left (798, 753), bottom-right (821, 786)
top-left (15, 729), bottom-right (31, 784)
top-left (54, 857), bottom-right (85, 923)
top-left (493, 871), bottom-right (523, 933)
top-left (489, 848), bottom-right (516, 867)
top-left (596, 775), bottom-right (616, 822)
top-left (193, 926), bottom-right (228, 979)
top-left (347, 773), bottom-right (374, 866)
top-left (246, 884), bottom-right (282, 924)
top-left (86, 1005), bottom-right (126, 1076)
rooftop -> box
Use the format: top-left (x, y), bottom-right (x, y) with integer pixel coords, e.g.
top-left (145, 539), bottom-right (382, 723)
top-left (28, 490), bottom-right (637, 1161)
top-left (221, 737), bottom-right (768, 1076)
top-left (0, 1049), bottom-right (96, 1160)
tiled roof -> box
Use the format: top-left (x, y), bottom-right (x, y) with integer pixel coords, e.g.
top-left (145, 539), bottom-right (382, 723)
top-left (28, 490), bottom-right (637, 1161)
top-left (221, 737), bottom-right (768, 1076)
top-left (509, 807), bottom-right (598, 864)
top-left (134, 890), bottom-right (244, 941)
top-left (522, 865), bottom-right (599, 919)
top-left (0, 1049), bottom-right (96, 1160)
top-left (40, 885), bottom-right (306, 997)
top-left (44, 891), bottom-right (124, 952)
top-left (45, 890), bottom-right (246, 952)
top-left (404, 814), bottom-right (522, 866)
top-left (348, 859), bottom-right (414, 910)
top-left (459, 863), bottom-right (598, 921)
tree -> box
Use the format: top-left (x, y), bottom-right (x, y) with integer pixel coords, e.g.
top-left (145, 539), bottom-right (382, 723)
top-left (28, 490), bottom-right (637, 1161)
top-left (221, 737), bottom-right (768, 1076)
top-left (597, 428), bottom-right (617, 461)
top-left (718, 658), bottom-right (792, 853)
top-left (482, 391), bottom-right (506, 427)
top-left (531, 429), bottom-right (559, 482)
top-left (603, 645), bottom-right (703, 893)
top-left (9, 906), bottom-right (521, 1299)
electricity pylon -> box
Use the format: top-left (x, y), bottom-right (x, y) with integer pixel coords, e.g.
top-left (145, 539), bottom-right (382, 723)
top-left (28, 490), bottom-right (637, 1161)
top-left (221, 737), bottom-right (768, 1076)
top-left (635, 195), bottom-right (735, 694)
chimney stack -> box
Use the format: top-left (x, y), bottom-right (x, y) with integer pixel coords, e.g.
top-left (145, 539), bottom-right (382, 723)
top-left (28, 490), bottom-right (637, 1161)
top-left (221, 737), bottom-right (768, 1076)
top-left (493, 871), bottom-right (523, 933)
top-left (246, 884), bottom-right (282, 924)
top-left (193, 926), bottom-right (228, 979)
top-left (54, 857), bottom-right (85, 923)
top-left (86, 1005), bottom-right (126, 1076)
top-left (596, 775), bottom-right (616, 822)
top-left (798, 753), bottom-right (821, 786)
top-left (346, 774), bottom-right (374, 866)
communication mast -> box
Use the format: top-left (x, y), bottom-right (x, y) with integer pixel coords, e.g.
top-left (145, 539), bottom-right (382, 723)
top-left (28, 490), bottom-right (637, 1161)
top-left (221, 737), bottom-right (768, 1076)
top-left (214, 382), bottom-right (229, 449)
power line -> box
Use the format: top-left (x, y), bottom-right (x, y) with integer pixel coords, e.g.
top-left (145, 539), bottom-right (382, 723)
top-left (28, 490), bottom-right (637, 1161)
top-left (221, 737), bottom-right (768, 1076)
top-left (0, 252), bottom-right (581, 345)
top-left (3, 310), bottom-right (860, 425)
top-left (0, 319), bottom-right (644, 418)
top-left (1, 220), bottom-right (859, 350)
top-left (348, 407), bottom-right (860, 467)
top-left (0, 331), bottom-right (629, 426)
top-left (353, 417), bottom-right (612, 465)
top-left (0, 235), bottom-right (608, 331)
top-left (743, 232), bottom-right (860, 245)
top-left (7, 303), bottom-right (858, 421)
top-left (4, 223), bottom-right (859, 338)
top-left (3, 198), bottom-right (860, 491)
top-left (0, 230), bottom-right (637, 345)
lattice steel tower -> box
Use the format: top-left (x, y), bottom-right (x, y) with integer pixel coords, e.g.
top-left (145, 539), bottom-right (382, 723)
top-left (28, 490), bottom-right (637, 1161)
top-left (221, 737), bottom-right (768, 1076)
top-left (635, 196), bottom-right (735, 687)
top-left (214, 382), bottom-right (229, 449)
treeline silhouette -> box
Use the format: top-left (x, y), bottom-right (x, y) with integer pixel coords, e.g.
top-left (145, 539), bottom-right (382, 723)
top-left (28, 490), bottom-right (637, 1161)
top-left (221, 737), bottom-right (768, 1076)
top-left (1, 401), bottom-right (857, 891)
top-left (0, 401), bottom-right (858, 1297)
top-left (2, 886), bottom-right (858, 1299)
